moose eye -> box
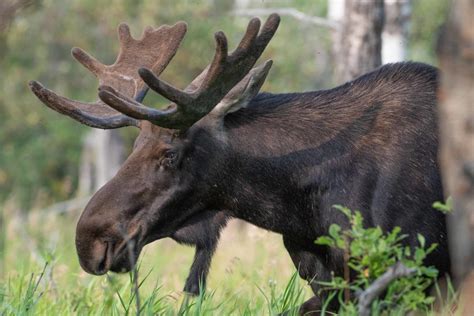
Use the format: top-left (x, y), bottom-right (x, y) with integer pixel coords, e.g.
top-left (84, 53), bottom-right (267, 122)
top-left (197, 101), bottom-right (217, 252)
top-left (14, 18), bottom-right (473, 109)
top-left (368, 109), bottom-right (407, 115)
top-left (161, 151), bottom-right (178, 168)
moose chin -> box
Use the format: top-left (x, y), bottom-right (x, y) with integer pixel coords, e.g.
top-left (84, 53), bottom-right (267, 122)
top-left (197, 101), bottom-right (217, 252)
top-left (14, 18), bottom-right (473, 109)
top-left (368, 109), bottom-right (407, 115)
top-left (30, 13), bottom-right (450, 314)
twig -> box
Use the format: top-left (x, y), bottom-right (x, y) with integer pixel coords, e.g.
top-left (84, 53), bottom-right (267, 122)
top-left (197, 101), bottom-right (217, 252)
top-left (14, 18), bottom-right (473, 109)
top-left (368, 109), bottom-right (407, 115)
top-left (31, 196), bottom-right (91, 215)
top-left (232, 8), bottom-right (339, 30)
top-left (358, 262), bottom-right (417, 316)
top-left (343, 237), bottom-right (350, 304)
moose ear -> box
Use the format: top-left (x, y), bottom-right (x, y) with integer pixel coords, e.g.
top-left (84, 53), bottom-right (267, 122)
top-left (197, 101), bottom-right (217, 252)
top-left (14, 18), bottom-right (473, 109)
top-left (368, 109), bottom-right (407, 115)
top-left (210, 60), bottom-right (273, 118)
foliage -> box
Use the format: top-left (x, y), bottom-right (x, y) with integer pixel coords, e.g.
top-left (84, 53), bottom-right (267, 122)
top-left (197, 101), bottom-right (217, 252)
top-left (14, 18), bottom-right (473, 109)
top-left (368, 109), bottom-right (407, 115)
top-left (315, 205), bottom-right (439, 315)
top-left (408, 0), bottom-right (450, 64)
top-left (432, 196), bottom-right (453, 214)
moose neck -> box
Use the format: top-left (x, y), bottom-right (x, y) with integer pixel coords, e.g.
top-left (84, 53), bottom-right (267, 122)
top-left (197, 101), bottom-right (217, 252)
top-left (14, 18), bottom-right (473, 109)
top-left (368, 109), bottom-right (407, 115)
top-left (204, 88), bottom-right (380, 239)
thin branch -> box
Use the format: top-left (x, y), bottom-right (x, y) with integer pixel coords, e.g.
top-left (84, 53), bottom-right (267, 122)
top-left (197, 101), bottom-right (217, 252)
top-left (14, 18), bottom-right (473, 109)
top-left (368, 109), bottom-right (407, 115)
top-left (343, 238), bottom-right (351, 304)
top-left (31, 196), bottom-right (91, 215)
top-left (232, 8), bottom-right (339, 30)
top-left (358, 262), bottom-right (417, 316)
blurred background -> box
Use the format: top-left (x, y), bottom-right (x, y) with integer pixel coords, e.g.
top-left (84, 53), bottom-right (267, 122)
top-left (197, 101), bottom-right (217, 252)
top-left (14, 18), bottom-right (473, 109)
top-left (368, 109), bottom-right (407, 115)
top-left (0, 0), bottom-right (452, 313)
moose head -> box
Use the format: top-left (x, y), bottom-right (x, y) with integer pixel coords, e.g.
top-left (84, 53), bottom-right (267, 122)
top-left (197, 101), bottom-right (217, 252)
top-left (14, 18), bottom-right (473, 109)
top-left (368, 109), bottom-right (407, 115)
top-left (30, 15), bottom-right (280, 275)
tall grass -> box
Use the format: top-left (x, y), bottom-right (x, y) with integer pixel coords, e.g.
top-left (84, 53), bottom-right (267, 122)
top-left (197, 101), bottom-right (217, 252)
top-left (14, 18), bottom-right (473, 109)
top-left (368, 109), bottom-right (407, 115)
top-left (0, 209), bottom-right (309, 315)
top-left (0, 207), bottom-right (463, 315)
top-left (1, 260), bottom-right (307, 315)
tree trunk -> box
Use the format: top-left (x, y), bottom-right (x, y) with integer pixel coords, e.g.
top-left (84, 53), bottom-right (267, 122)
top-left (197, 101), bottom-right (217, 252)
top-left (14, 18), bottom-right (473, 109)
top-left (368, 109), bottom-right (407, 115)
top-left (437, 0), bottom-right (474, 312)
top-left (382, 0), bottom-right (411, 64)
top-left (335, 0), bottom-right (385, 82)
top-left (78, 130), bottom-right (125, 195)
top-left (328, 0), bottom-right (345, 84)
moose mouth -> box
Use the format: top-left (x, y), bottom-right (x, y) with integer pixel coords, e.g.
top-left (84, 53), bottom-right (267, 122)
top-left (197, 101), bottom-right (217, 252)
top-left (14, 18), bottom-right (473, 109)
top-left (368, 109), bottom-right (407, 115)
top-left (103, 214), bottom-right (198, 274)
top-left (91, 228), bottom-right (143, 275)
top-left (109, 243), bottom-right (141, 273)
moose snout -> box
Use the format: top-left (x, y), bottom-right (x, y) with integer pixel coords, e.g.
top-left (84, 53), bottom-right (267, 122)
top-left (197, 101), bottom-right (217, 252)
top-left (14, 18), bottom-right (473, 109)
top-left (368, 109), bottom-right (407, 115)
top-left (75, 187), bottom-right (145, 275)
top-left (76, 239), bottom-right (114, 275)
top-left (75, 221), bottom-right (143, 275)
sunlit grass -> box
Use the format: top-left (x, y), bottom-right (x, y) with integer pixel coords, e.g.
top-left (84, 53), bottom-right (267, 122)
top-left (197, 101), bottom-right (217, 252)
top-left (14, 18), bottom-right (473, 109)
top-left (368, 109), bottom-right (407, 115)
top-left (0, 209), bottom-right (309, 315)
top-left (0, 207), bottom-right (464, 315)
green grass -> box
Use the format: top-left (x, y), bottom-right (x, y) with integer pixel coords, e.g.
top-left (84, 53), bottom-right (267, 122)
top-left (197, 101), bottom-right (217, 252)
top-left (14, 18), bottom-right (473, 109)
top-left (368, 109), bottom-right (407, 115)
top-left (0, 207), bottom-right (463, 315)
top-left (0, 209), bottom-right (310, 315)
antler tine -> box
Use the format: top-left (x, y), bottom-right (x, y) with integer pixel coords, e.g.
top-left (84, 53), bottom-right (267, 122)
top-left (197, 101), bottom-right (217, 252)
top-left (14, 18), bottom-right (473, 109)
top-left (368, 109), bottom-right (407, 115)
top-left (234, 59), bottom-right (273, 104)
top-left (254, 13), bottom-right (280, 55)
top-left (234, 18), bottom-right (261, 52)
top-left (71, 47), bottom-right (105, 75)
top-left (201, 31), bottom-right (229, 89)
top-left (118, 23), bottom-right (133, 44)
top-left (211, 59), bottom-right (273, 117)
top-left (29, 21), bottom-right (187, 129)
top-left (99, 86), bottom-right (176, 120)
top-left (29, 80), bottom-right (138, 128)
top-left (137, 68), bottom-right (193, 106)
top-left (120, 14), bottom-right (280, 129)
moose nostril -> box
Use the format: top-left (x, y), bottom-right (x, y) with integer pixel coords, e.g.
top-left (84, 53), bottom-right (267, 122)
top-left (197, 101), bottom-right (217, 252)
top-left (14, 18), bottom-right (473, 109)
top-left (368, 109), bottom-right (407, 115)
top-left (96, 250), bottom-right (107, 274)
top-left (93, 242), bottom-right (112, 275)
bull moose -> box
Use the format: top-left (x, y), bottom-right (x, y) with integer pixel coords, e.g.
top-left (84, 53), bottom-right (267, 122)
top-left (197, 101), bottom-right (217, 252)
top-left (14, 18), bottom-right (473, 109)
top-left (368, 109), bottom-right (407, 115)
top-left (29, 14), bottom-right (450, 313)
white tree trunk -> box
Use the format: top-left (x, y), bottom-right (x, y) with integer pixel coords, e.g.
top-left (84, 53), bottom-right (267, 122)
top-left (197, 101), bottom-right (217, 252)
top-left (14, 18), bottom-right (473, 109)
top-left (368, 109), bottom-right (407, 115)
top-left (334, 0), bottom-right (385, 82)
top-left (328, 0), bottom-right (345, 23)
top-left (382, 0), bottom-right (411, 64)
top-left (328, 0), bottom-right (345, 83)
top-left (78, 130), bottom-right (124, 195)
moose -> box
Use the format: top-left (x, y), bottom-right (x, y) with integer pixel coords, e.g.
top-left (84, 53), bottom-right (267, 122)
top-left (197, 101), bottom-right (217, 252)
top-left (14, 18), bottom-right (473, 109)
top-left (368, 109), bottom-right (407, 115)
top-left (30, 14), bottom-right (450, 313)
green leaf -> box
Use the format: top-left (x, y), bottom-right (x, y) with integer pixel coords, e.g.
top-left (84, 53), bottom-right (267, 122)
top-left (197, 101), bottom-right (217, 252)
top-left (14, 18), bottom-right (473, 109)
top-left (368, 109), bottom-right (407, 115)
top-left (335, 238), bottom-right (346, 249)
top-left (415, 248), bottom-right (426, 263)
top-left (329, 224), bottom-right (341, 239)
top-left (332, 205), bottom-right (352, 218)
top-left (417, 234), bottom-right (426, 248)
top-left (432, 197), bottom-right (453, 214)
top-left (426, 243), bottom-right (438, 255)
top-left (315, 236), bottom-right (334, 247)
top-left (422, 267), bottom-right (439, 278)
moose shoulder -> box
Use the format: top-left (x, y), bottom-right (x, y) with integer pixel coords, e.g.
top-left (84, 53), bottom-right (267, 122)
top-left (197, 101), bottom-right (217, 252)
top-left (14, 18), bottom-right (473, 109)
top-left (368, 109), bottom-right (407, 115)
top-left (30, 14), bottom-right (449, 314)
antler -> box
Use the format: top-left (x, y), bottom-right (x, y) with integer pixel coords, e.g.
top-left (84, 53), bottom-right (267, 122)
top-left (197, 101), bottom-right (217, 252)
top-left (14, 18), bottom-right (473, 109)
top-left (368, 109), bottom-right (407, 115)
top-left (29, 22), bottom-right (187, 129)
top-left (99, 14), bottom-right (280, 130)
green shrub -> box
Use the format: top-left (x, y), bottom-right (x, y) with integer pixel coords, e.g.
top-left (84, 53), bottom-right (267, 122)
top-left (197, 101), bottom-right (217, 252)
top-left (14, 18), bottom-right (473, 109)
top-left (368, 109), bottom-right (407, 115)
top-left (315, 205), bottom-right (439, 315)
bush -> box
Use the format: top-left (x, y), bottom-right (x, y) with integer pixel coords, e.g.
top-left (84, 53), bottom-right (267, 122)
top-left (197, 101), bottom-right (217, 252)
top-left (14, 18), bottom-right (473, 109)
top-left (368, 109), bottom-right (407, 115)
top-left (315, 205), bottom-right (439, 315)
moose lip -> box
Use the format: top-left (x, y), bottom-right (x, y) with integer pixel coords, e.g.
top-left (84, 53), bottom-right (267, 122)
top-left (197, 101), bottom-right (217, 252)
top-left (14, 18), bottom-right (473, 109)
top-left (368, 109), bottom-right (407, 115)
top-left (107, 229), bottom-right (143, 274)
